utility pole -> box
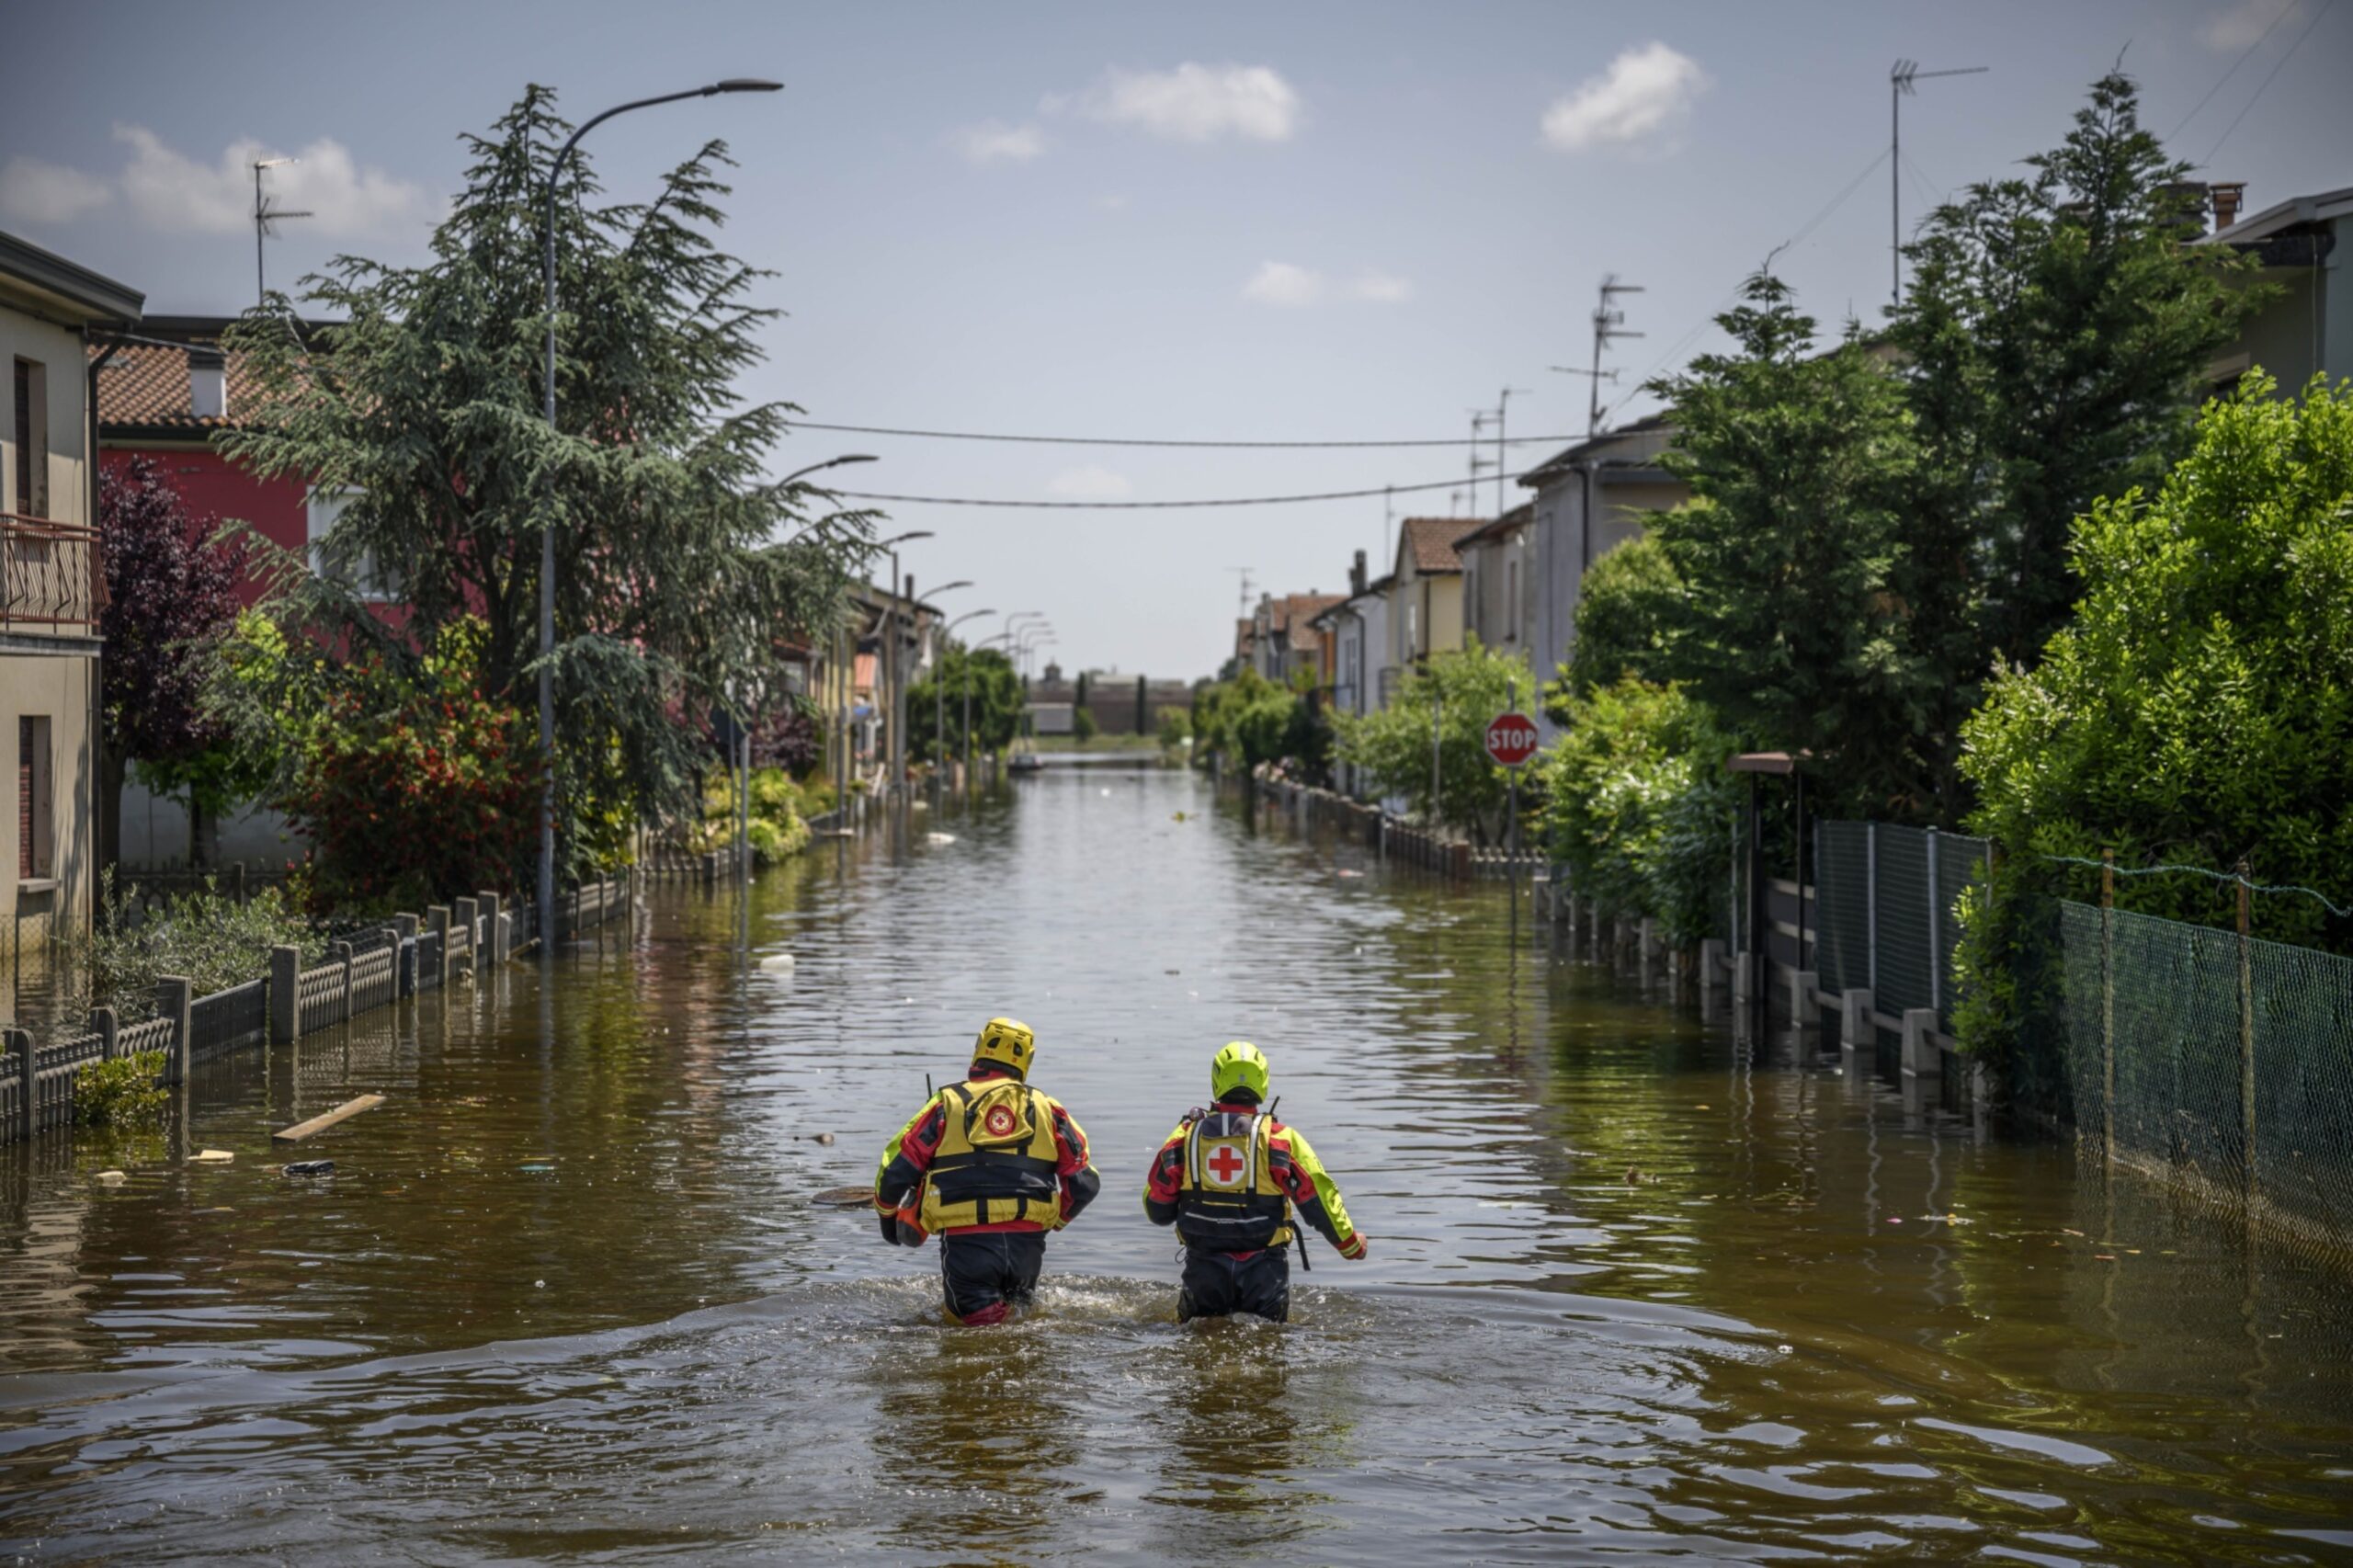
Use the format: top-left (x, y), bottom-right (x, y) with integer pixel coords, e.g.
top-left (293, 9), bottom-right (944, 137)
top-left (251, 158), bottom-right (312, 307)
top-left (1890, 60), bottom-right (1987, 302)
top-left (1552, 276), bottom-right (1643, 437)
top-left (1468, 409), bottom-right (1495, 515)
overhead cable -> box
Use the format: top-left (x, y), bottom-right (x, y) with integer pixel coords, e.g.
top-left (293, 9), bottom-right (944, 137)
top-left (2203, 0), bottom-right (2336, 165)
top-left (831, 473), bottom-right (1516, 510)
top-left (786, 420), bottom-right (1583, 450)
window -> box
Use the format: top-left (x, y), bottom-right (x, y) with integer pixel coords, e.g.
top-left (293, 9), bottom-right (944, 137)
top-left (11, 358), bottom-right (48, 518)
top-left (307, 489), bottom-right (393, 598)
top-left (18, 716), bottom-right (51, 880)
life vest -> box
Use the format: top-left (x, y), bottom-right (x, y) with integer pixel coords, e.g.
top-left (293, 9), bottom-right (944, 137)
top-left (917, 1078), bottom-right (1063, 1232)
top-left (1176, 1109), bottom-right (1294, 1251)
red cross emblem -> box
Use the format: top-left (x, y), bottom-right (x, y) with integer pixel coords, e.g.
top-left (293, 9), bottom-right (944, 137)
top-left (1206, 1144), bottom-right (1246, 1187)
top-left (983, 1104), bottom-right (1018, 1139)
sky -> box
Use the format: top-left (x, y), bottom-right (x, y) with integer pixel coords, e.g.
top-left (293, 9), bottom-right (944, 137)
top-left (4, 1), bottom-right (2347, 679)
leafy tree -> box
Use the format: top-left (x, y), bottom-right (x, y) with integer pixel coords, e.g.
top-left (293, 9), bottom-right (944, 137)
top-left (1648, 272), bottom-right (1929, 819)
top-left (219, 86), bottom-right (868, 884)
top-left (1190, 667), bottom-right (1297, 778)
top-left (1957, 375), bottom-right (2353, 1080)
top-left (1072, 705), bottom-right (1099, 742)
top-left (1157, 708), bottom-right (1192, 751)
top-left (1332, 638), bottom-right (1532, 842)
top-left (97, 457), bottom-right (252, 867)
top-left (1892, 70), bottom-right (2268, 716)
top-left (1539, 677), bottom-right (1738, 946)
top-left (1561, 531), bottom-right (1681, 698)
top-left (907, 643), bottom-right (1024, 762)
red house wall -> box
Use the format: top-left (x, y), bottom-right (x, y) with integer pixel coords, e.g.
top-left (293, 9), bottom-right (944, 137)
top-left (100, 446), bottom-right (307, 608)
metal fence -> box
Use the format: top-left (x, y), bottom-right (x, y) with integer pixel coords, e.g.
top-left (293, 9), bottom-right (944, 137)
top-left (1813, 822), bottom-right (1989, 1034)
top-left (0, 876), bottom-right (633, 1148)
top-left (2060, 899), bottom-right (2353, 1251)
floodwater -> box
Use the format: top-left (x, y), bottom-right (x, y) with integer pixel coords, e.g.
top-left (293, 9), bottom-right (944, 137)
top-left (4, 768), bottom-right (2351, 1563)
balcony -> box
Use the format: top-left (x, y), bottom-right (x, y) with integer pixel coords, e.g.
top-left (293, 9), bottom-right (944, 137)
top-left (0, 512), bottom-right (100, 638)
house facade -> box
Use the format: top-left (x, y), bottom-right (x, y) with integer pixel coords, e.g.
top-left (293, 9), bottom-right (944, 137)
top-left (1456, 503), bottom-right (1535, 665)
top-left (2199, 180), bottom-right (2352, 392)
top-left (1, 231), bottom-right (143, 1006)
top-left (1315, 548), bottom-right (1392, 798)
top-left (1385, 517), bottom-right (1480, 672)
top-left (1519, 416), bottom-right (1689, 733)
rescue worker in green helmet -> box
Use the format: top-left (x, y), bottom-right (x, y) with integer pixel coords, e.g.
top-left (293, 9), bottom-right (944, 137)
top-left (1143, 1041), bottom-right (1366, 1323)
top-left (874, 1017), bottom-right (1101, 1325)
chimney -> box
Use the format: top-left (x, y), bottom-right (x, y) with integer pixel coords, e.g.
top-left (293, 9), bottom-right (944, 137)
top-left (1350, 549), bottom-right (1367, 596)
top-left (2210, 181), bottom-right (2246, 233)
top-left (188, 345), bottom-right (228, 420)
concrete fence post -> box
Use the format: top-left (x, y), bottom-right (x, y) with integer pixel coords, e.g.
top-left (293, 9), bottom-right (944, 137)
top-left (1638, 917), bottom-right (1660, 962)
top-left (1840, 989), bottom-right (1874, 1059)
top-left (270, 946), bottom-right (301, 1043)
top-left (332, 940), bottom-right (355, 1024)
top-left (8, 1028), bottom-right (34, 1143)
top-left (1791, 970), bottom-right (1821, 1027)
top-left (1699, 937), bottom-right (1726, 993)
top-left (451, 896), bottom-right (479, 969)
top-left (97, 1006), bottom-right (119, 1062)
top-left (477, 892), bottom-right (503, 960)
top-left (1733, 950), bottom-right (1756, 1006)
top-left (1901, 1008), bottom-right (1940, 1077)
top-left (156, 974), bottom-right (192, 1089)
top-left (393, 914), bottom-right (419, 997)
top-left (426, 906), bottom-right (451, 988)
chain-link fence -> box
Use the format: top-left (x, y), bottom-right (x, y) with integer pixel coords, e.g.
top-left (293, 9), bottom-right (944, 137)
top-left (2061, 897), bottom-right (2353, 1252)
top-left (1811, 822), bottom-right (1988, 1034)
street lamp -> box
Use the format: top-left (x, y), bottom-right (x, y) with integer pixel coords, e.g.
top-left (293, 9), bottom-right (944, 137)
top-left (913, 579), bottom-right (973, 799)
top-left (969, 612), bottom-right (1035, 788)
top-left (540, 76), bottom-right (780, 951)
top-left (938, 608), bottom-right (994, 798)
top-left (781, 453), bottom-right (876, 488)
top-left (875, 530), bottom-right (932, 801)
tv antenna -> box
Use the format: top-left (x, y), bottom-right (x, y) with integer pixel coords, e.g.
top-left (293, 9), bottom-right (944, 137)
top-left (1553, 275), bottom-right (1643, 437)
top-left (1228, 566), bottom-right (1255, 619)
top-left (253, 156), bottom-right (313, 306)
top-left (1891, 60), bottom-right (1987, 302)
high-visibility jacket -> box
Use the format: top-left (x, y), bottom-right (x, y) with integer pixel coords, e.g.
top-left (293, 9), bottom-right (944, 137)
top-left (1142, 1102), bottom-right (1364, 1258)
top-left (874, 1070), bottom-right (1100, 1237)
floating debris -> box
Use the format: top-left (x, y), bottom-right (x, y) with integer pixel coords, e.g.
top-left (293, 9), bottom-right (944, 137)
top-left (812, 1132), bottom-right (836, 1145)
top-left (519, 1163), bottom-right (555, 1175)
top-left (282, 1160), bottom-right (336, 1178)
top-left (192, 1149), bottom-right (234, 1164)
top-left (758, 953), bottom-right (797, 972)
top-left (926, 832), bottom-right (957, 846)
top-left (812, 1186), bottom-right (874, 1209)
top-left (95, 1169), bottom-right (127, 1187)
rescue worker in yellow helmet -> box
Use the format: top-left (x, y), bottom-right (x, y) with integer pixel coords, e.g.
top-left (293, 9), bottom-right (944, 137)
top-left (873, 1017), bottom-right (1101, 1324)
top-left (1143, 1041), bottom-right (1366, 1323)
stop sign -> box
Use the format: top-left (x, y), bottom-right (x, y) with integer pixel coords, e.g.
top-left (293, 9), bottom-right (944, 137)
top-left (1484, 711), bottom-right (1540, 767)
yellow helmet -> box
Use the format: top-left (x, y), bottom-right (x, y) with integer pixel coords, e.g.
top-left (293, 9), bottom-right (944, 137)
top-left (1211, 1040), bottom-right (1270, 1104)
top-left (972, 1017), bottom-right (1037, 1080)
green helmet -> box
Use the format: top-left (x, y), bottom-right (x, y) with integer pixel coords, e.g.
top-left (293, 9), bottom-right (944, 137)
top-left (1211, 1040), bottom-right (1270, 1104)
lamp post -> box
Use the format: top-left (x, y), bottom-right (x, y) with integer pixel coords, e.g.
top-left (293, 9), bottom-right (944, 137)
top-left (972, 612), bottom-right (1036, 789)
top-left (913, 578), bottom-right (973, 800)
top-left (772, 452), bottom-right (874, 822)
top-left (540, 76), bottom-right (780, 951)
top-left (873, 530), bottom-right (932, 803)
top-left (935, 608), bottom-right (993, 799)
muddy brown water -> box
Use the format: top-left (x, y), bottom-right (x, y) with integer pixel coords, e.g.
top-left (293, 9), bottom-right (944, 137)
top-left (4, 769), bottom-right (2350, 1563)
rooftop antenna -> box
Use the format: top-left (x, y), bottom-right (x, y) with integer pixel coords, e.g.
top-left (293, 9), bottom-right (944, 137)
top-left (253, 157), bottom-right (313, 306)
top-left (1382, 483), bottom-right (1395, 571)
top-left (1891, 60), bottom-right (1987, 302)
top-left (1228, 566), bottom-right (1255, 620)
top-left (1495, 386), bottom-right (1529, 519)
top-left (1467, 408), bottom-right (1496, 514)
top-left (1553, 275), bottom-right (1643, 437)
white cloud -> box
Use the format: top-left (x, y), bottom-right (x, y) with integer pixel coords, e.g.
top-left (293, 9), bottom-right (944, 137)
top-left (1540, 42), bottom-right (1709, 153)
top-left (1242, 260), bottom-right (1324, 306)
top-left (949, 119), bottom-right (1046, 165)
top-left (1052, 62), bottom-right (1301, 143)
top-left (1242, 262), bottom-right (1410, 307)
top-left (1046, 465), bottom-right (1133, 500)
top-left (0, 155), bottom-right (112, 225)
top-left (2201, 0), bottom-right (2299, 50)
top-left (113, 124), bottom-right (436, 236)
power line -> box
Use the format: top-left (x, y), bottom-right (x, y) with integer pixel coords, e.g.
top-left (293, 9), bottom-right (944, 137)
top-left (782, 420), bottom-right (1586, 450)
top-left (2202, 0), bottom-right (2335, 166)
top-left (832, 473), bottom-right (1509, 510)
top-left (2170, 0), bottom-right (2302, 138)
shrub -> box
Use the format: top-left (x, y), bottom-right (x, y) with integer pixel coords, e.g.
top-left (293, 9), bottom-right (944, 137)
top-left (69, 874), bottom-right (326, 1021)
top-left (1539, 677), bottom-right (1739, 947)
top-left (1073, 706), bottom-right (1099, 742)
top-left (1333, 638), bottom-right (1534, 841)
top-left (73, 1051), bottom-right (169, 1129)
top-left (1957, 374), bottom-right (2353, 1075)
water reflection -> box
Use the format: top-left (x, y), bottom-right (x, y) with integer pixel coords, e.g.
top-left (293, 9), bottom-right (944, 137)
top-left (3, 772), bottom-right (2351, 1563)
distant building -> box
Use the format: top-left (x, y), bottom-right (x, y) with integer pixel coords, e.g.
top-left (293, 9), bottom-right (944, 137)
top-left (1315, 549), bottom-right (1392, 798)
top-left (1456, 502), bottom-right (1534, 665)
top-left (1027, 665), bottom-right (1195, 733)
top-left (1247, 590), bottom-right (1344, 690)
top-left (1384, 517), bottom-right (1483, 674)
top-left (1, 229), bottom-right (143, 988)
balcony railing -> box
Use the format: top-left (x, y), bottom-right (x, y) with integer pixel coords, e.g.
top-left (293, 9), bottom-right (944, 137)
top-left (0, 512), bottom-right (100, 635)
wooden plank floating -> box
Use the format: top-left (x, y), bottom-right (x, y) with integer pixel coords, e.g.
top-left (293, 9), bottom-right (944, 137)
top-left (272, 1094), bottom-right (385, 1143)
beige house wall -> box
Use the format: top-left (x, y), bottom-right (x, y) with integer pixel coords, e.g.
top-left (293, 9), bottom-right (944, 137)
top-left (0, 310), bottom-right (95, 528)
top-left (0, 648), bottom-right (95, 1016)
